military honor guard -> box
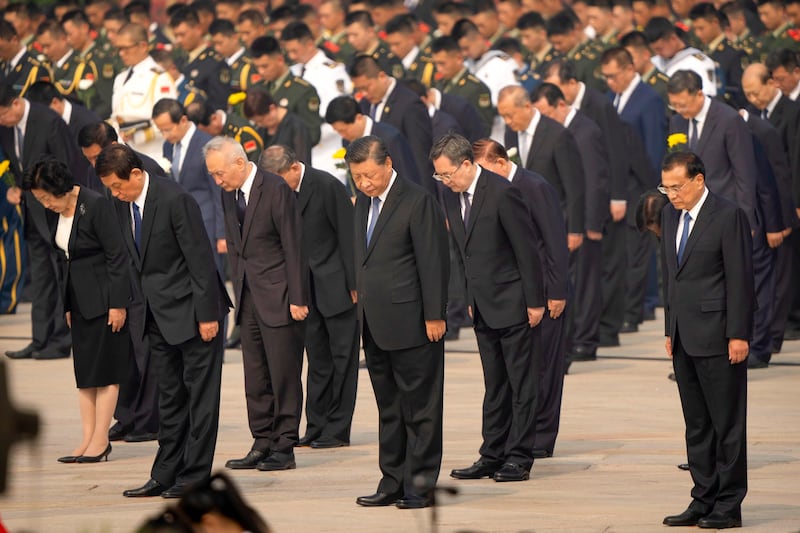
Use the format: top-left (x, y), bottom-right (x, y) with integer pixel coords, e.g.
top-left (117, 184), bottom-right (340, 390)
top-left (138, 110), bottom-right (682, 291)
top-left (0, 20), bottom-right (50, 98)
top-left (345, 11), bottom-right (405, 79)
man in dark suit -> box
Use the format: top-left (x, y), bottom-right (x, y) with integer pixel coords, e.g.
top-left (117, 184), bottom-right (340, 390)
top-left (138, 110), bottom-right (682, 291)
top-left (348, 136), bottom-right (448, 509)
top-left (660, 151), bottom-right (753, 530)
top-left (348, 55), bottom-right (436, 195)
top-left (531, 83), bottom-right (608, 364)
top-left (424, 88), bottom-right (487, 143)
top-left (472, 139), bottom-right (570, 458)
top-left (0, 82), bottom-right (80, 361)
top-left (434, 134), bottom-right (545, 483)
top-left (601, 47), bottom-right (667, 337)
top-left (152, 98), bottom-right (225, 272)
top-left (96, 144), bottom-right (230, 499)
top-left (204, 137), bottom-right (309, 472)
top-left (325, 95), bottom-right (421, 186)
top-left (258, 145), bottom-right (359, 449)
top-left (499, 86), bottom-right (586, 268)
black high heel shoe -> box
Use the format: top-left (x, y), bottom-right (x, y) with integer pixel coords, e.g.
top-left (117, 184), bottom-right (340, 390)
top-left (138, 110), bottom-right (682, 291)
top-left (57, 455), bottom-right (80, 463)
top-left (76, 443), bottom-right (112, 463)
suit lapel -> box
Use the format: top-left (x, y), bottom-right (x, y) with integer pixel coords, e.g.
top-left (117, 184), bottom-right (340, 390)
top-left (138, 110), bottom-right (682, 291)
top-left (117, 199), bottom-right (141, 271)
top-left (664, 206), bottom-right (679, 270)
top-left (222, 190), bottom-right (242, 250)
top-left (364, 176), bottom-right (404, 260)
top-left (67, 189), bottom-right (85, 257)
top-left (139, 180), bottom-right (159, 263)
top-left (464, 173), bottom-right (486, 243)
top-left (695, 103), bottom-right (718, 154)
top-left (298, 171), bottom-right (313, 213)
top-left (677, 194), bottom-right (716, 272)
top-left (445, 189), bottom-right (466, 247)
top-left (527, 119), bottom-right (544, 168)
top-left (356, 193), bottom-right (369, 260)
top-left (242, 171), bottom-right (263, 243)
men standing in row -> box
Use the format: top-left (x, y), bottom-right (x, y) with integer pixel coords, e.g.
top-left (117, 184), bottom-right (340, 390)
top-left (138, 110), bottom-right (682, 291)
top-left (259, 145), bottom-right (358, 449)
top-left (97, 144), bottom-right (230, 498)
top-left (349, 136), bottom-right (448, 509)
top-left (206, 136), bottom-right (309, 473)
top-left (436, 134), bottom-right (544, 483)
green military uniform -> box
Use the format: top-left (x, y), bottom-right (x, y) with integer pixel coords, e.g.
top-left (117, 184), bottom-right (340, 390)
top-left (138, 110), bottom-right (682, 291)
top-left (181, 46), bottom-right (231, 111)
top-left (732, 28), bottom-right (764, 63)
top-left (759, 22), bottom-right (799, 62)
top-left (531, 44), bottom-right (561, 76)
top-left (643, 65), bottom-right (671, 119)
top-left (226, 51), bottom-right (262, 118)
top-left (419, 32), bottom-right (434, 57)
top-left (366, 41), bottom-right (405, 79)
top-left (266, 69), bottom-right (322, 145)
top-left (488, 26), bottom-right (508, 48)
top-left (320, 31), bottom-right (356, 64)
top-left (594, 29), bottom-right (619, 50)
top-left (566, 40), bottom-right (607, 92)
top-left (48, 51), bottom-right (86, 99)
top-left (224, 111), bottom-right (264, 162)
top-left (406, 53), bottom-right (436, 87)
top-left (1, 52), bottom-right (50, 97)
top-left (706, 34), bottom-right (748, 108)
top-left (77, 43), bottom-right (118, 119)
top-left (436, 68), bottom-right (493, 137)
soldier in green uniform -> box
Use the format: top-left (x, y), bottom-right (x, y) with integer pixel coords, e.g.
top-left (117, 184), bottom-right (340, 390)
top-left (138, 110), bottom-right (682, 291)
top-left (719, 2), bottom-right (765, 62)
top-left (250, 36), bottom-right (322, 146)
top-left (471, 0), bottom-right (511, 48)
top-left (518, 12), bottom-right (563, 76)
top-left (3, 3), bottom-right (39, 55)
top-left (62, 10), bottom-right (117, 119)
top-left (546, 10), bottom-right (608, 91)
top-left (757, 0), bottom-right (799, 61)
top-left (35, 21), bottom-right (85, 100)
top-left (235, 9), bottom-right (268, 50)
top-left (587, 0), bottom-right (621, 49)
top-left (0, 20), bottom-right (51, 97)
top-left (621, 30), bottom-right (671, 106)
top-left (186, 99), bottom-right (264, 162)
top-left (385, 15), bottom-right (436, 87)
top-left (170, 7), bottom-right (232, 111)
top-left (209, 19), bottom-right (262, 117)
top-left (345, 11), bottom-right (405, 78)
top-left (317, 0), bottom-right (356, 63)
top-left (431, 36), bottom-right (494, 137)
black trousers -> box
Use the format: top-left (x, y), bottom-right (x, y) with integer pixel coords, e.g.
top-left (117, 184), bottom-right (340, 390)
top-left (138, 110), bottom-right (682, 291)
top-left (474, 308), bottom-right (539, 470)
top-left (534, 308), bottom-right (567, 454)
top-left (599, 219), bottom-right (626, 339)
top-left (24, 195), bottom-right (70, 351)
top-left (770, 237), bottom-right (793, 350)
top-left (147, 313), bottom-right (223, 487)
top-left (749, 232), bottom-right (774, 362)
top-left (240, 287), bottom-right (305, 455)
top-left (624, 225), bottom-right (654, 325)
top-left (362, 317), bottom-right (443, 500)
top-left (672, 335), bottom-right (747, 518)
top-left (568, 237), bottom-right (602, 352)
top-left (303, 304), bottom-right (359, 442)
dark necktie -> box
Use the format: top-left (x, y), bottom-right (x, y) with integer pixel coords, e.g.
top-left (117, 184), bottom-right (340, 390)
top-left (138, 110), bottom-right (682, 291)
top-left (613, 93), bottom-right (621, 111)
top-left (688, 118), bottom-right (698, 150)
top-left (677, 211), bottom-right (691, 265)
top-left (462, 191), bottom-right (471, 228)
top-left (172, 142), bottom-right (182, 180)
top-left (236, 190), bottom-right (247, 231)
top-left (366, 197), bottom-right (381, 246)
top-left (132, 202), bottom-right (142, 252)
top-left (15, 125), bottom-right (23, 161)
top-left (124, 67), bottom-right (134, 84)
top-left (369, 103), bottom-right (378, 119)
top-left (761, 109), bottom-right (768, 120)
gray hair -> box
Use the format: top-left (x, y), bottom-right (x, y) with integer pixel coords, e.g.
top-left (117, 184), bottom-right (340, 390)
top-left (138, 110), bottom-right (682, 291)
top-left (258, 145), bottom-right (298, 174)
top-left (667, 70), bottom-right (703, 95)
top-left (344, 135), bottom-right (389, 165)
top-left (203, 135), bottom-right (248, 163)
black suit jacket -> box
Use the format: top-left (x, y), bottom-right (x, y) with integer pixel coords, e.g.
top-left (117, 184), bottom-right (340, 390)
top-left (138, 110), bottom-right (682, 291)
top-left (222, 167), bottom-right (309, 327)
top-left (504, 114), bottom-right (585, 234)
top-left (87, 149), bottom-right (166, 193)
top-left (661, 192), bottom-right (754, 356)
top-left (431, 109), bottom-right (463, 141)
top-left (354, 174), bottom-right (448, 351)
top-left (297, 165), bottom-right (355, 317)
top-left (566, 111), bottom-right (609, 233)
top-left (443, 168), bottom-right (545, 329)
top-left (511, 166), bottom-right (569, 301)
top-left (164, 128), bottom-right (225, 242)
top-left (52, 187), bottom-right (131, 319)
top-left (669, 99), bottom-right (758, 229)
top-left (579, 86), bottom-right (628, 201)
top-left (439, 92), bottom-right (487, 141)
top-left (744, 114), bottom-right (791, 233)
top-left (616, 80), bottom-right (667, 177)
top-left (111, 174), bottom-right (230, 345)
top-left (766, 94), bottom-right (800, 209)
top-left (67, 103), bottom-right (100, 139)
top-left (360, 82), bottom-right (435, 193)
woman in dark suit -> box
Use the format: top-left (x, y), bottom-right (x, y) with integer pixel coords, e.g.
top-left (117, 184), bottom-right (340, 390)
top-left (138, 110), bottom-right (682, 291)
top-left (23, 160), bottom-right (131, 464)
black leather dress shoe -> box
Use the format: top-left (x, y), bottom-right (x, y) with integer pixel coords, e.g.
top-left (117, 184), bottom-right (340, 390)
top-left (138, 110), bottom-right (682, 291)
top-left (619, 321), bottom-right (639, 333)
top-left (310, 437), bottom-right (349, 449)
top-left (697, 512), bottom-right (741, 529)
top-left (124, 432), bottom-right (158, 442)
top-left (225, 450), bottom-right (266, 470)
top-left (668, 372), bottom-right (677, 382)
top-left (356, 491), bottom-right (402, 507)
top-left (396, 497), bottom-right (431, 509)
top-left (256, 451), bottom-right (296, 471)
top-left (224, 337), bottom-right (241, 349)
top-left (32, 348), bottom-right (70, 360)
top-left (747, 357), bottom-right (768, 369)
top-left (5, 343), bottom-right (40, 359)
top-left (662, 508), bottom-right (706, 526)
top-left (569, 347), bottom-right (596, 362)
top-left (123, 479), bottom-right (165, 497)
top-left (443, 329), bottom-right (460, 341)
top-left (531, 449), bottom-right (552, 459)
top-left (297, 434), bottom-right (318, 447)
top-left (58, 455), bottom-right (80, 463)
top-left (161, 484), bottom-right (188, 499)
top-left (677, 463), bottom-right (690, 471)
top-left (598, 335), bottom-right (620, 347)
top-left (108, 422), bottom-right (131, 441)
top-left (493, 463), bottom-right (530, 482)
top-left (450, 460), bottom-right (501, 479)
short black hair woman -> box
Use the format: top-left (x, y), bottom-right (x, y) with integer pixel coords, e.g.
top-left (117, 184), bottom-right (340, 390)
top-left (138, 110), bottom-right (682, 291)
top-left (22, 159), bottom-right (131, 464)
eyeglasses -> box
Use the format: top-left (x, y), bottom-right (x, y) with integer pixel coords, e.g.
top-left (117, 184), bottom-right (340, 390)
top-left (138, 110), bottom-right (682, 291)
top-left (657, 177), bottom-right (695, 195)
top-left (432, 160), bottom-right (465, 182)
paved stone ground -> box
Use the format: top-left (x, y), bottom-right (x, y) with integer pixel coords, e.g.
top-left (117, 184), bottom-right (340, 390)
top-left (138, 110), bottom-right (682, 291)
top-left (1, 303), bottom-right (799, 533)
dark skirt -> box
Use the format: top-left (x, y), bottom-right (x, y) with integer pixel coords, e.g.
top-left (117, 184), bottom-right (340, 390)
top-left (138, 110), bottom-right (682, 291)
top-left (69, 285), bottom-right (130, 389)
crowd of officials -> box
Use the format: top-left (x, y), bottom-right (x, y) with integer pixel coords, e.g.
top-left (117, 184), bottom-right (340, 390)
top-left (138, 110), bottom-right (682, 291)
top-left (0, 0), bottom-right (798, 526)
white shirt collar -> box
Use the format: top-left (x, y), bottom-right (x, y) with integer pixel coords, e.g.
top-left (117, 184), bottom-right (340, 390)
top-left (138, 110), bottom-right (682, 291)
top-left (790, 80), bottom-right (800, 101)
top-left (62, 100), bottom-right (73, 124)
top-left (564, 107), bottom-right (577, 127)
top-left (178, 122), bottom-right (196, 148)
top-left (524, 108), bottom-right (541, 137)
top-left (573, 82), bottom-right (587, 110)
top-left (375, 77), bottom-right (397, 118)
top-left (134, 171), bottom-right (150, 211)
top-left (55, 49), bottom-right (73, 69)
top-left (376, 169), bottom-right (398, 204)
top-left (9, 46), bottom-right (26, 68)
top-left (685, 186), bottom-right (709, 221)
top-left (429, 87), bottom-right (442, 109)
top-left (695, 96), bottom-right (712, 125)
top-left (465, 164), bottom-right (481, 197)
top-left (508, 162), bottom-right (519, 182)
top-left (401, 46), bottom-right (420, 70)
top-left (240, 162), bottom-right (257, 200)
top-left (296, 162), bottom-right (306, 193)
top-left (766, 88), bottom-right (782, 117)
top-left (616, 73), bottom-right (641, 113)
top-left (226, 47), bottom-right (246, 66)
top-left (363, 116), bottom-right (373, 136)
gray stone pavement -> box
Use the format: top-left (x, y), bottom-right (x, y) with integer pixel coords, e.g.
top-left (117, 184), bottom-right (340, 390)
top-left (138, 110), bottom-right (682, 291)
top-left (1, 303), bottom-right (799, 533)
